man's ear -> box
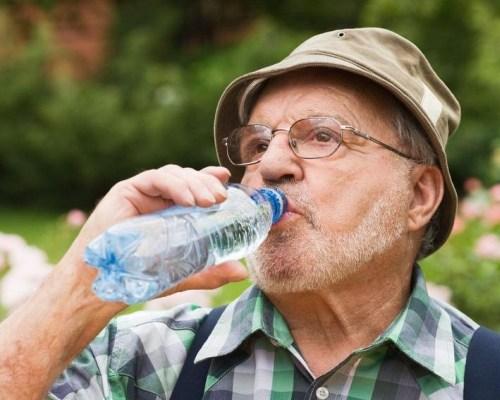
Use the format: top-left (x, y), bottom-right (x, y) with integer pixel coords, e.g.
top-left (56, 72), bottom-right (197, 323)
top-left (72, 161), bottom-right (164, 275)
top-left (408, 165), bottom-right (444, 232)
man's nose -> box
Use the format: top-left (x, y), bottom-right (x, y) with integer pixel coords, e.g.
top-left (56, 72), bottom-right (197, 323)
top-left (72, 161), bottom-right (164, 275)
top-left (257, 130), bottom-right (303, 182)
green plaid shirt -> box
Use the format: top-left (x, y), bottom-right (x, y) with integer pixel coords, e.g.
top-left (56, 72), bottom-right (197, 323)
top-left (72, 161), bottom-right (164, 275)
top-left (50, 267), bottom-right (478, 399)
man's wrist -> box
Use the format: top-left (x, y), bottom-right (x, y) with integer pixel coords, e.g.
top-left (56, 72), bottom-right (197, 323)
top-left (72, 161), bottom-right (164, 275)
top-left (55, 249), bottom-right (128, 321)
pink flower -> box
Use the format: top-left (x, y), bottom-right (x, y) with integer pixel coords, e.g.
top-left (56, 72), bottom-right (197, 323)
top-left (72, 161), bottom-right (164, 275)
top-left (464, 177), bottom-right (482, 194)
top-left (427, 282), bottom-right (452, 303)
top-left (0, 252), bottom-right (6, 272)
top-left (0, 232), bottom-right (54, 312)
top-left (66, 209), bottom-right (87, 228)
top-left (484, 204), bottom-right (500, 225)
top-left (0, 264), bottom-right (51, 310)
top-left (451, 216), bottom-right (465, 235)
top-left (474, 234), bottom-right (500, 260)
top-left (460, 199), bottom-right (485, 220)
top-left (8, 246), bottom-right (48, 273)
top-left (490, 184), bottom-right (500, 203)
top-left (0, 233), bottom-right (27, 254)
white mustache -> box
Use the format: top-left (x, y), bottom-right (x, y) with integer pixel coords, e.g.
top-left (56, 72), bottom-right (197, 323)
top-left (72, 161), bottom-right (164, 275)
top-left (268, 182), bottom-right (318, 228)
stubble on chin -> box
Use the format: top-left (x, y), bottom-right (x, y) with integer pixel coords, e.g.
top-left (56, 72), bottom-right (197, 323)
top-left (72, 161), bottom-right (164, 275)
top-left (247, 178), bottom-right (411, 294)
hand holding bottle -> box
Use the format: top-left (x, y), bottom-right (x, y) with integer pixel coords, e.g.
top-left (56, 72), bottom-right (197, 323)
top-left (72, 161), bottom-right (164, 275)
top-left (85, 184), bottom-right (286, 304)
top-left (63, 165), bottom-right (250, 306)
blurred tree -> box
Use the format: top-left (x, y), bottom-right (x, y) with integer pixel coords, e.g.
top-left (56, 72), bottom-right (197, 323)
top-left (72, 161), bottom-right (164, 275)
top-left (254, 0), bottom-right (368, 30)
top-left (0, 0), bottom-right (498, 209)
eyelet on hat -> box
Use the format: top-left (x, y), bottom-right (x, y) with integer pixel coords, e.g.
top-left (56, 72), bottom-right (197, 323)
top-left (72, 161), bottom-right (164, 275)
top-left (336, 31), bottom-right (345, 38)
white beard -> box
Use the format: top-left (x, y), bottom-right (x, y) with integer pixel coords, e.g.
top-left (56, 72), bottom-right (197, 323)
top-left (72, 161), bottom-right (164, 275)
top-left (247, 172), bottom-right (412, 294)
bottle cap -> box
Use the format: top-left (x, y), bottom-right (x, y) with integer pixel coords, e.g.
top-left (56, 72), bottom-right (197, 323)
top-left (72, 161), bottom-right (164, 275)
top-left (257, 187), bottom-right (288, 224)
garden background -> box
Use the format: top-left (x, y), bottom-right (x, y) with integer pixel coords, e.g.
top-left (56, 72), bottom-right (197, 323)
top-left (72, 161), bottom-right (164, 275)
top-left (0, 0), bottom-right (499, 328)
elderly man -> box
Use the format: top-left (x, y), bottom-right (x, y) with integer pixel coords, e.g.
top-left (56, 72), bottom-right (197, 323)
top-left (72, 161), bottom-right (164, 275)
top-left (0, 28), bottom-right (493, 399)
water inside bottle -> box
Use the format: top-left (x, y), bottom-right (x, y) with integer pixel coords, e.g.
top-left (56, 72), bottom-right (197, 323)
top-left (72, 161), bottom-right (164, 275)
top-left (204, 188), bottom-right (273, 265)
top-left (86, 186), bottom-right (279, 304)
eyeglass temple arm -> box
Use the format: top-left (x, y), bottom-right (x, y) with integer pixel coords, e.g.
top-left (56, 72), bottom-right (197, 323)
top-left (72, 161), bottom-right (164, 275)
top-left (342, 125), bottom-right (419, 161)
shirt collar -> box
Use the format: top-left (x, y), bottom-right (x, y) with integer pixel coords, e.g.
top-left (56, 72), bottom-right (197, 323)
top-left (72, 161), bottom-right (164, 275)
top-left (195, 285), bottom-right (293, 364)
top-left (369, 266), bottom-right (457, 385)
top-left (196, 266), bottom-right (457, 385)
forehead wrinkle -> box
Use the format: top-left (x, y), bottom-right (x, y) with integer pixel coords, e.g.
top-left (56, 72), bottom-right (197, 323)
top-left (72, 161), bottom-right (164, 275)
top-left (283, 86), bottom-right (364, 127)
top-left (249, 94), bottom-right (364, 130)
top-left (316, 85), bottom-right (364, 128)
top-left (248, 74), bottom-right (379, 129)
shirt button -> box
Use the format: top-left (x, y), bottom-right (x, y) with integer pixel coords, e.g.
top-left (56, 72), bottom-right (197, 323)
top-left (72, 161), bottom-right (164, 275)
top-left (316, 386), bottom-right (329, 399)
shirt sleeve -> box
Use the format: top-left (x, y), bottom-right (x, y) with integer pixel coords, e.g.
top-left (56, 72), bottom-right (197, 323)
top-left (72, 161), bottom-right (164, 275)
top-left (48, 304), bottom-right (209, 400)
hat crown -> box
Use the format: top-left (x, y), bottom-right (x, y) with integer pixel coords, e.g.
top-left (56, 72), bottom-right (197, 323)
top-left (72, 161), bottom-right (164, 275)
top-left (287, 28), bottom-right (460, 146)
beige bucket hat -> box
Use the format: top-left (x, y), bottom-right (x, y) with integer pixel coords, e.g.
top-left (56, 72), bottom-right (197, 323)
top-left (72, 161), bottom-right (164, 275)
top-left (213, 27), bottom-right (460, 256)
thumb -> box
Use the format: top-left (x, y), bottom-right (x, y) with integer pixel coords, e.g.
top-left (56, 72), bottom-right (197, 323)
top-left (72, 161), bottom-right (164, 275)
top-left (215, 260), bottom-right (249, 282)
top-left (162, 260), bottom-right (248, 296)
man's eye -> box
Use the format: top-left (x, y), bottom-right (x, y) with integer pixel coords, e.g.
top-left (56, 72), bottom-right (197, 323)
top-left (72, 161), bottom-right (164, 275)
top-left (308, 128), bottom-right (337, 143)
top-left (253, 142), bottom-right (269, 153)
top-left (242, 139), bottom-right (269, 160)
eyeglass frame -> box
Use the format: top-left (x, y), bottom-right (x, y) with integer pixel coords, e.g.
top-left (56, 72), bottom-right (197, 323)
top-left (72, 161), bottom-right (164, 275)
top-left (222, 116), bottom-right (421, 166)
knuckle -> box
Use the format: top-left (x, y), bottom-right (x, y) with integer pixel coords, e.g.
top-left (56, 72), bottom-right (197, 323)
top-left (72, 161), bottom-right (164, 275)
top-left (118, 181), bottom-right (136, 196)
top-left (200, 166), bottom-right (219, 175)
top-left (131, 169), bottom-right (157, 182)
top-left (111, 180), bottom-right (129, 194)
top-left (159, 164), bottom-right (182, 173)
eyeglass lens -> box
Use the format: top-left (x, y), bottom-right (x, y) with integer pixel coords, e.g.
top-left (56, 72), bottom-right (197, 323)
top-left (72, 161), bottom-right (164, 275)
top-left (227, 117), bottom-right (343, 165)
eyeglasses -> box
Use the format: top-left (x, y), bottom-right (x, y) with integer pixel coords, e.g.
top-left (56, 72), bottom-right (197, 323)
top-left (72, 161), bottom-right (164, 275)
top-left (222, 116), bottom-right (419, 166)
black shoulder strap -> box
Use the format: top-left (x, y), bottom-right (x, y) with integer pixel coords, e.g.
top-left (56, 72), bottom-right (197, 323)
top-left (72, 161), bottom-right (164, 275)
top-left (170, 306), bottom-right (226, 400)
top-left (464, 326), bottom-right (500, 400)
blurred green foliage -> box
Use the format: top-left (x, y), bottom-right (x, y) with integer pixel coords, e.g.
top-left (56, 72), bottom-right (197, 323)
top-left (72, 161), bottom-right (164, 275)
top-left (0, 0), bottom-right (499, 211)
top-left (0, 207), bottom-right (77, 263)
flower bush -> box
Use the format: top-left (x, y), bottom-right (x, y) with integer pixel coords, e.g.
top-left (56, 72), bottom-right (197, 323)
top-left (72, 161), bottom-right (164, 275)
top-left (0, 233), bottom-right (53, 317)
top-left (422, 180), bottom-right (500, 330)
top-left (0, 209), bottom-right (88, 318)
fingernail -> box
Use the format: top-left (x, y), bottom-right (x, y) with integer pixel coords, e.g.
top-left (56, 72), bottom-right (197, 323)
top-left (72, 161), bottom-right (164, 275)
top-left (186, 192), bottom-right (196, 206)
top-left (215, 186), bottom-right (227, 198)
top-left (205, 192), bottom-right (217, 203)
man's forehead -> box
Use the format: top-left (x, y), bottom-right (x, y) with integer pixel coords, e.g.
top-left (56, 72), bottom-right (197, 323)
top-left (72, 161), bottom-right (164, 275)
top-left (248, 70), bottom-right (377, 127)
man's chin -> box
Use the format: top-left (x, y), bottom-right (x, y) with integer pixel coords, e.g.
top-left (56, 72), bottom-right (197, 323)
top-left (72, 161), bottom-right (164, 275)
top-left (247, 253), bottom-right (327, 294)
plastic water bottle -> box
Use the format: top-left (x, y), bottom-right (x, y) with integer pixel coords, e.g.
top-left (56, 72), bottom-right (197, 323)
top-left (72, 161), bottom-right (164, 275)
top-left (84, 184), bottom-right (287, 304)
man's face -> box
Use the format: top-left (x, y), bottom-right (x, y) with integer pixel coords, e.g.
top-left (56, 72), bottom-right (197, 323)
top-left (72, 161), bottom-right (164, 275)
top-left (241, 69), bottom-right (414, 293)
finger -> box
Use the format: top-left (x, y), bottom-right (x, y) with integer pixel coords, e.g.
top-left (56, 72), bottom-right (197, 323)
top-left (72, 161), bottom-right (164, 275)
top-left (181, 168), bottom-right (228, 206)
top-left (176, 168), bottom-right (218, 207)
top-left (200, 166), bottom-right (231, 184)
top-left (134, 166), bottom-right (229, 206)
top-left (197, 170), bottom-right (229, 201)
top-left (155, 165), bottom-right (229, 207)
top-left (128, 169), bottom-right (196, 206)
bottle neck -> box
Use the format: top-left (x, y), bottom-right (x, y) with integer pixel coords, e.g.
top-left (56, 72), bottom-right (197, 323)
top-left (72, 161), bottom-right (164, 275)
top-left (254, 187), bottom-right (287, 224)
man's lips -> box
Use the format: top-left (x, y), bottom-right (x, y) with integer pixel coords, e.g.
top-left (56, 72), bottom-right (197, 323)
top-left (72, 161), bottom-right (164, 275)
top-left (283, 198), bottom-right (303, 216)
top-left (274, 197), bottom-right (304, 226)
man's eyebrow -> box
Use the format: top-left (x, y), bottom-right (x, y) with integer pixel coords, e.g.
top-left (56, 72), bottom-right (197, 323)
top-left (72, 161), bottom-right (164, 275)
top-left (296, 108), bottom-right (357, 126)
top-left (333, 114), bottom-right (351, 125)
top-left (300, 109), bottom-right (354, 126)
